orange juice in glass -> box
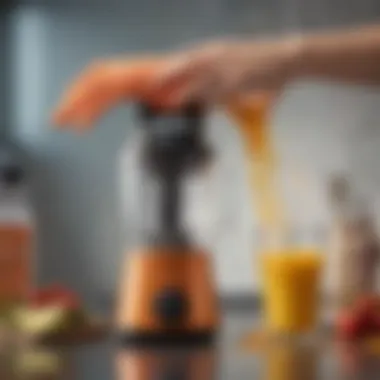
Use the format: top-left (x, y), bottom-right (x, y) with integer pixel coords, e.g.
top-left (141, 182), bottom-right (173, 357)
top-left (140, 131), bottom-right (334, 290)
top-left (261, 249), bottom-right (323, 335)
top-left (227, 95), bottom-right (323, 335)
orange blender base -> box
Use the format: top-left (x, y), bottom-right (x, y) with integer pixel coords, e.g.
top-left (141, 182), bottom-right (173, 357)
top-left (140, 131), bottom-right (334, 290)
top-left (116, 248), bottom-right (219, 345)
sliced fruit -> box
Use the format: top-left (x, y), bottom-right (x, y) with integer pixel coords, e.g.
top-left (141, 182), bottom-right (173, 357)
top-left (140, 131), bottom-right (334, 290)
top-left (12, 306), bottom-right (70, 336)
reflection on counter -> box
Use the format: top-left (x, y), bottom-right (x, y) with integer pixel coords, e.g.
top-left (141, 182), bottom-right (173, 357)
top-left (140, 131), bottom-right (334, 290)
top-left (262, 341), bottom-right (319, 380)
top-left (0, 346), bottom-right (70, 379)
top-left (336, 340), bottom-right (380, 378)
top-left (115, 347), bottom-right (216, 380)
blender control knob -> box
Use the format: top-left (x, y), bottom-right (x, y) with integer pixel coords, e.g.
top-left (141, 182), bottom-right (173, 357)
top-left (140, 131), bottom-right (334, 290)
top-left (154, 288), bottom-right (187, 325)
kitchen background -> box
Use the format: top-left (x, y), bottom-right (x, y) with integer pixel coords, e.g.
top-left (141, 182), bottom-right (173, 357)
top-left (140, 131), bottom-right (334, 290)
top-left (1, 0), bottom-right (380, 303)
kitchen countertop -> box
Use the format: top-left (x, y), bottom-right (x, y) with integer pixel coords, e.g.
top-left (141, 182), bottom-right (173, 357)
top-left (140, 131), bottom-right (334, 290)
top-left (2, 312), bottom-right (380, 379)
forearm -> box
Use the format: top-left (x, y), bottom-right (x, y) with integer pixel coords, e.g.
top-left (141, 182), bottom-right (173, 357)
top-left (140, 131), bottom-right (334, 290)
top-left (291, 25), bottom-right (380, 85)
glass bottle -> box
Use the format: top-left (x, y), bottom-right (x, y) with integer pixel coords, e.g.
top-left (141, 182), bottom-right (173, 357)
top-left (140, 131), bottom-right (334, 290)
top-left (328, 175), bottom-right (380, 314)
top-left (0, 140), bottom-right (34, 306)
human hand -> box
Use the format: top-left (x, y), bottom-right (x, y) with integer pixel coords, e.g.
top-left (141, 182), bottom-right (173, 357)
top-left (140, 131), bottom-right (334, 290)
top-left (52, 38), bottom-right (299, 130)
top-left (148, 39), bottom-right (299, 106)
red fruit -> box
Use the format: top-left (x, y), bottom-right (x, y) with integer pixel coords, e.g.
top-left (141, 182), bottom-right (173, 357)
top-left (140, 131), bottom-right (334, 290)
top-left (371, 312), bottom-right (380, 331)
top-left (51, 293), bottom-right (81, 310)
top-left (363, 308), bottom-right (380, 336)
top-left (354, 295), bottom-right (380, 318)
top-left (29, 284), bottom-right (81, 310)
top-left (336, 313), bottom-right (360, 340)
top-left (352, 295), bottom-right (380, 335)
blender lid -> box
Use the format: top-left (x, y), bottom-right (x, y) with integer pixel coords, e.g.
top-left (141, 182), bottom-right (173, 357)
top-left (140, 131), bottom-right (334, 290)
top-left (137, 102), bottom-right (212, 176)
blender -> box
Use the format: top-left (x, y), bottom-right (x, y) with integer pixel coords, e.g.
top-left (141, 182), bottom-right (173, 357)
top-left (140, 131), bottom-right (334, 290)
top-left (116, 103), bottom-right (219, 345)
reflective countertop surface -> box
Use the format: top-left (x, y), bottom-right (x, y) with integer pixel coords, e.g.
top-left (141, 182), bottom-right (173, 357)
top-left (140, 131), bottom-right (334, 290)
top-left (1, 312), bottom-right (379, 380)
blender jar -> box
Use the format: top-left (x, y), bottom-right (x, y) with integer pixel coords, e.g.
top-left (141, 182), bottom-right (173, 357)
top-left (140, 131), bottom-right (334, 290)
top-left (118, 105), bottom-right (222, 252)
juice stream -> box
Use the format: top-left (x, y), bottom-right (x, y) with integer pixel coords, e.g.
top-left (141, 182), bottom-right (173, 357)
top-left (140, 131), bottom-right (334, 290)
top-left (227, 96), bottom-right (323, 339)
top-left (227, 96), bottom-right (287, 246)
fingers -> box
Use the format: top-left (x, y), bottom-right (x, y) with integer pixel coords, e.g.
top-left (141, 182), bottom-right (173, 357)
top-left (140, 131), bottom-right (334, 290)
top-left (151, 52), bottom-right (204, 90)
top-left (52, 44), bottom-right (232, 130)
top-left (66, 88), bottom-right (120, 131)
top-left (65, 64), bottom-right (136, 129)
top-left (145, 50), bottom-right (214, 107)
top-left (52, 58), bottom-right (162, 129)
top-left (168, 71), bottom-right (216, 106)
top-left (53, 62), bottom-right (106, 126)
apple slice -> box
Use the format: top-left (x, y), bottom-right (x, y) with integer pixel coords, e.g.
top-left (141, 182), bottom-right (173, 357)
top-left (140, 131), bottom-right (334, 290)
top-left (12, 306), bottom-right (70, 336)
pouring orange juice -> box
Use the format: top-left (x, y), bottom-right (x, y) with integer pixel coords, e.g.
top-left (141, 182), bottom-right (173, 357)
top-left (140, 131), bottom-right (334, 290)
top-left (51, 55), bottom-right (323, 336)
top-left (228, 94), bottom-right (323, 335)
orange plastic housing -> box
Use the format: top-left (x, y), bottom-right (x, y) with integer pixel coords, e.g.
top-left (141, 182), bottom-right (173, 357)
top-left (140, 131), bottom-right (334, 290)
top-left (116, 248), bottom-right (219, 334)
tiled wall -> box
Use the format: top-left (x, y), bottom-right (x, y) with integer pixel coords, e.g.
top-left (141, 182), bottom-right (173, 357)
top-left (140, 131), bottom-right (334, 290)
top-left (8, 1), bottom-right (380, 299)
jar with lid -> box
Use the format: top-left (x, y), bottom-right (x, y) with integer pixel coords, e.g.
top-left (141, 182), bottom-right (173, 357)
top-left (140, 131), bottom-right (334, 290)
top-left (328, 175), bottom-right (380, 313)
